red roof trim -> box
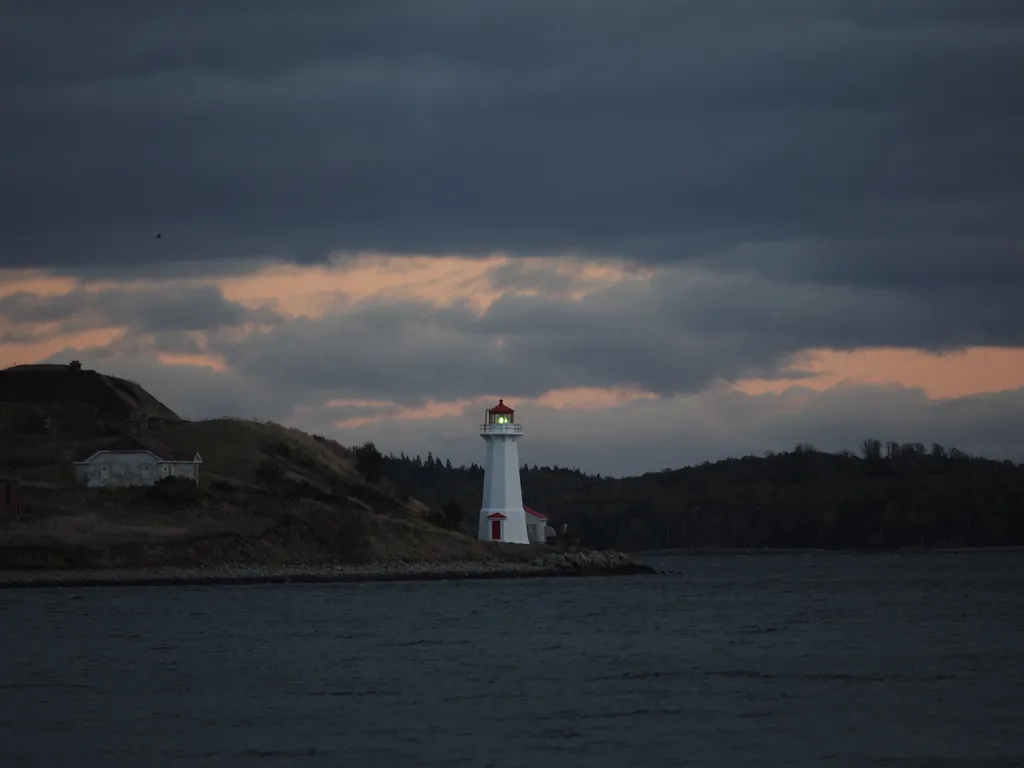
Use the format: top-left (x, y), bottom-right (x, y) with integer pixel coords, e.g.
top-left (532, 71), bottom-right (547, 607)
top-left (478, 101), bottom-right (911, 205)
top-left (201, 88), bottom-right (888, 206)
top-left (488, 398), bottom-right (515, 415)
top-left (486, 512), bottom-right (507, 519)
top-left (524, 506), bottom-right (548, 520)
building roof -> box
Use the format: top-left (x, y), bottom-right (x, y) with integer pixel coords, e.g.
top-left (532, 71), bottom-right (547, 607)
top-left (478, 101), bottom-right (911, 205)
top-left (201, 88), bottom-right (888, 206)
top-left (488, 399), bottom-right (515, 415)
top-left (73, 436), bottom-right (199, 463)
top-left (486, 512), bottom-right (507, 519)
top-left (524, 506), bottom-right (548, 520)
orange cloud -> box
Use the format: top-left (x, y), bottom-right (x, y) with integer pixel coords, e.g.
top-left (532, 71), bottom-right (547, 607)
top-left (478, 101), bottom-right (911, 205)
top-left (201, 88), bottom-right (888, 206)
top-left (215, 252), bottom-right (647, 317)
top-left (155, 353), bottom-right (227, 372)
top-left (735, 347), bottom-right (1024, 399)
top-left (0, 270), bottom-right (78, 299)
top-left (533, 387), bottom-right (659, 411)
top-left (0, 270), bottom-right (170, 299)
top-left (326, 398), bottom-right (399, 409)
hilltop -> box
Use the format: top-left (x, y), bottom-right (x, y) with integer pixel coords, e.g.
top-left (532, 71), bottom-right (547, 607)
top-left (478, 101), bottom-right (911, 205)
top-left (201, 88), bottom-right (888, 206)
top-left (0, 361), bottom-right (180, 435)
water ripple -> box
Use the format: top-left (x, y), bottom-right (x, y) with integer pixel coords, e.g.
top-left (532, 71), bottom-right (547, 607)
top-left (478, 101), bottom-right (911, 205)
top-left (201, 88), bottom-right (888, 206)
top-left (1, 553), bottom-right (1022, 767)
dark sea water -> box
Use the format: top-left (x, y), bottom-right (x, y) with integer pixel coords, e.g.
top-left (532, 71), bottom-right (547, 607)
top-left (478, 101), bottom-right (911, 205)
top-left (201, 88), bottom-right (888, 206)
top-left (2, 554), bottom-right (1023, 767)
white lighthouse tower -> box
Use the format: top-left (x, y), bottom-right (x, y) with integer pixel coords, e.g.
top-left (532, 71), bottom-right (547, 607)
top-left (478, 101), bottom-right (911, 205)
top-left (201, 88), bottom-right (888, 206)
top-left (477, 399), bottom-right (530, 544)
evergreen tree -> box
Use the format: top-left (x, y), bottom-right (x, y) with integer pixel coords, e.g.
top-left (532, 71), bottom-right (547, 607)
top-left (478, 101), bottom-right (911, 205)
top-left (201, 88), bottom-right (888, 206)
top-left (354, 441), bottom-right (384, 484)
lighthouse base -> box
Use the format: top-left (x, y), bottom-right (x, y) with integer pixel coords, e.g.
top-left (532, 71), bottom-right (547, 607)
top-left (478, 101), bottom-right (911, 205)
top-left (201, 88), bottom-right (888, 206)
top-left (478, 508), bottom-right (530, 544)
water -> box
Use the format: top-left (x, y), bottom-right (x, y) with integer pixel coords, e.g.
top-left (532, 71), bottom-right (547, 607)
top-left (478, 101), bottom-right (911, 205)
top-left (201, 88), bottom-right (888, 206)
top-left (2, 554), bottom-right (1023, 767)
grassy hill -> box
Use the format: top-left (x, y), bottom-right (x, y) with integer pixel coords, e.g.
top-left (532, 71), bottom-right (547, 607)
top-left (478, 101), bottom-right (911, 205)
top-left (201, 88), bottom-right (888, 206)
top-left (0, 367), bottom-right (547, 570)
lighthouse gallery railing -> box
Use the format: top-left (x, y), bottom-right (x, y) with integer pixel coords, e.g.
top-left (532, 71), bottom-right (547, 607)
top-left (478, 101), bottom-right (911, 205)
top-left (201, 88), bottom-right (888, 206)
top-left (480, 423), bottom-right (523, 434)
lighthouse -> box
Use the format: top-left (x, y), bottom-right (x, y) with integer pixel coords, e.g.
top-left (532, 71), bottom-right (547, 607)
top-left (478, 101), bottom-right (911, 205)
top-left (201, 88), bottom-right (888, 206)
top-left (478, 399), bottom-right (530, 544)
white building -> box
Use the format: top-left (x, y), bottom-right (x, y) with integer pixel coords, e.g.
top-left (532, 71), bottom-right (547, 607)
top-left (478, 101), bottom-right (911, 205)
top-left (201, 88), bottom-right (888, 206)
top-left (478, 399), bottom-right (531, 544)
top-left (525, 506), bottom-right (556, 544)
top-left (73, 436), bottom-right (202, 488)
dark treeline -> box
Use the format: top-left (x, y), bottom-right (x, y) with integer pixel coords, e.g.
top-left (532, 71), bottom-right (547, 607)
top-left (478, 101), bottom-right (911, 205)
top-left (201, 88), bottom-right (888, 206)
top-left (359, 440), bottom-right (1024, 551)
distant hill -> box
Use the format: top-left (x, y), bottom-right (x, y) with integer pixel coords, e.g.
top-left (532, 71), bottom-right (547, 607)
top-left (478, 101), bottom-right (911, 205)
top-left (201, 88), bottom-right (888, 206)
top-left (0, 361), bottom-right (180, 437)
top-left (376, 442), bottom-right (1024, 551)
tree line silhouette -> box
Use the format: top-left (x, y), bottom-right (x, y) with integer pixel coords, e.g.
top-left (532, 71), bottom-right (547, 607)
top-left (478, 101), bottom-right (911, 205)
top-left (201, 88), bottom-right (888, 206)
top-left (353, 439), bottom-right (1024, 551)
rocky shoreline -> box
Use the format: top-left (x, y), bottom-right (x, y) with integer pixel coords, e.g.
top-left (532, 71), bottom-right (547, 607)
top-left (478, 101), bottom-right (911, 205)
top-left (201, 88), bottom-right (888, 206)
top-left (0, 550), bottom-right (656, 589)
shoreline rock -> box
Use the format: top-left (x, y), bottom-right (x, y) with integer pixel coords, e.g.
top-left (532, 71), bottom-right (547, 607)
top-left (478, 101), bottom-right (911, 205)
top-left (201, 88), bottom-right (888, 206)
top-left (0, 551), bottom-right (656, 590)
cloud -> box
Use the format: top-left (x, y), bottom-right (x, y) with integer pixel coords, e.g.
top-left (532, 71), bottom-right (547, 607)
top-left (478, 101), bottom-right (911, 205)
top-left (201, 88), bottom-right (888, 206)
top-left (5, 254), bottom-right (1023, 411)
top-left (0, 283), bottom-right (277, 340)
top-left (175, 260), bottom-right (1024, 406)
top-left (2, 1), bottom-right (1021, 290)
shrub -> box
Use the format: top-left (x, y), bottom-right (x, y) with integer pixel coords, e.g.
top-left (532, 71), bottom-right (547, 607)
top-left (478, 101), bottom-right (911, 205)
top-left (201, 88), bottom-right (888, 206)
top-left (354, 441), bottom-right (383, 484)
top-left (255, 459), bottom-right (284, 486)
top-left (145, 476), bottom-right (202, 506)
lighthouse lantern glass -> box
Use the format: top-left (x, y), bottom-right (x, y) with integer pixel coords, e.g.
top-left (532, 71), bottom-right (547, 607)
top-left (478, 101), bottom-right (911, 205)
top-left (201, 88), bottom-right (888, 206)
top-left (484, 400), bottom-right (516, 428)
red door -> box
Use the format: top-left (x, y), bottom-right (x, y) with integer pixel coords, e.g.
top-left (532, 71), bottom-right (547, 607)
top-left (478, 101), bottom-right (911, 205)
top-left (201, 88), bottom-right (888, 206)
top-left (490, 519), bottom-right (502, 540)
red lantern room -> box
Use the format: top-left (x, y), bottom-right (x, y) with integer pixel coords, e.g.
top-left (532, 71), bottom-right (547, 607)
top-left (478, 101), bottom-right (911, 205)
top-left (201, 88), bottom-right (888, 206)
top-left (481, 399), bottom-right (521, 434)
top-left (487, 398), bottom-right (514, 423)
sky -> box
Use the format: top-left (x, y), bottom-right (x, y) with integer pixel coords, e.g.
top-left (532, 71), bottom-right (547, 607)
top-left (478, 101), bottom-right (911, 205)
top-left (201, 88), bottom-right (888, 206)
top-left (2, 1), bottom-right (1023, 476)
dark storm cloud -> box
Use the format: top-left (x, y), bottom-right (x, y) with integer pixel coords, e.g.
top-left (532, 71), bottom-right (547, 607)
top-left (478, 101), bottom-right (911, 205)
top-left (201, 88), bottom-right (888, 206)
top-left (2, 1), bottom-right (1022, 301)
top-left (45, 256), bottom-right (286, 282)
top-left (0, 283), bottom-right (276, 335)
top-left (702, 238), bottom-right (1024, 292)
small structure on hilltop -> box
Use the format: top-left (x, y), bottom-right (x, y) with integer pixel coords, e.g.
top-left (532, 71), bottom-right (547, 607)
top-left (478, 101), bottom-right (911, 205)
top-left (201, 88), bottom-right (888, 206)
top-left (0, 477), bottom-right (24, 515)
top-left (478, 399), bottom-right (530, 544)
top-left (72, 436), bottom-right (202, 488)
top-left (524, 506), bottom-right (557, 544)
